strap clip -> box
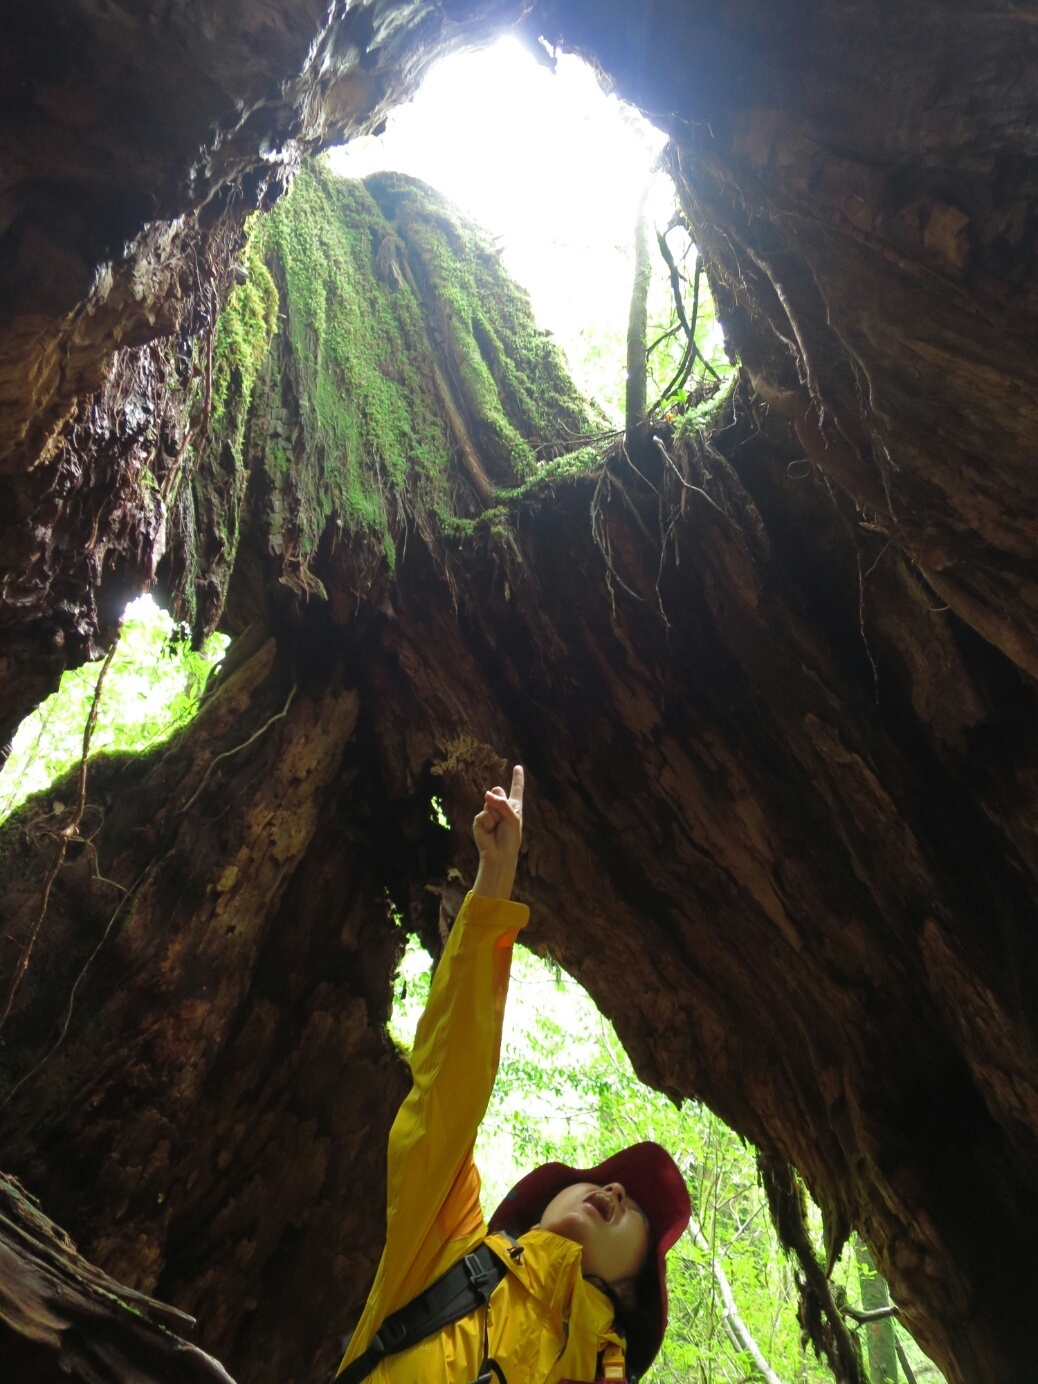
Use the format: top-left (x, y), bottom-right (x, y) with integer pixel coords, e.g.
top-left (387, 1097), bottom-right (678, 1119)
top-left (600, 1340), bottom-right (627, 1382)
top-left (462, 1250), bottom-right (494, 1295)
top-left (373, 1315), bottom-right (409, 1355)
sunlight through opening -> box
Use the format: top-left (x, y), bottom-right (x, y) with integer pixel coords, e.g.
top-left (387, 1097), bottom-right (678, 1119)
top-left (328, 36), bottom-right (728, 422)
top-left (0, 596), bottom-right (228, 823)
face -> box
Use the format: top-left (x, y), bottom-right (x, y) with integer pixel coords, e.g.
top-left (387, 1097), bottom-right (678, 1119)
top-left (536, 1180), bottom-right (651, 1290)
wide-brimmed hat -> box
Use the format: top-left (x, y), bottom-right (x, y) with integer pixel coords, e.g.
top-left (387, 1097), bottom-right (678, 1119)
top-left (489, 1141), bottom-right (690, 1374)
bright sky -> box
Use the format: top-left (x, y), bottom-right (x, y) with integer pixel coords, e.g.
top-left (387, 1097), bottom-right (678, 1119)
top-left (328, 36), bottom-right (710, 419)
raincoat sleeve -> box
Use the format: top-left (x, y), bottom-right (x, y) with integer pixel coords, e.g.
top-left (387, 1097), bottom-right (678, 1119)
top-left (341, 890), bottom-right (529, 1368)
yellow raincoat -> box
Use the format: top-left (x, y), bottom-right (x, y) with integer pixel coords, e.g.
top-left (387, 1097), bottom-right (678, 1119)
top-left (338, 892), bottom-right (628, 1384)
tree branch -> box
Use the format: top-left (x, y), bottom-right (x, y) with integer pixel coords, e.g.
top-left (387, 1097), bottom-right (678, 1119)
top-left (844, 1304), bottom-right (901, 1325)
top-left (688, 1215), bottom-right (788, 1384)
top-left (656, 226), bottom-right (694, 340)
top-left (625, 185), bottom-right (652, 460)
top-left (653, 235), bottom-right (720, 402)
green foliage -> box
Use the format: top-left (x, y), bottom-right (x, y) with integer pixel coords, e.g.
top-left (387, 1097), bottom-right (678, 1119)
top-left (646, 254), bottom-right (730, 409)
top-left (0, 597), bottom-right (228, 823)
top-left (672, 369), bottom-right (739, 443)
top-left (391, 938), bottom-right (945, 1384)
top-left (567, 223), bottom-right (732, 427)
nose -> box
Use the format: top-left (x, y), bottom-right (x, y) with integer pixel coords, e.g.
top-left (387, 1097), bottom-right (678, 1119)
top-left (605, 1181), bottom-right (626, 1206)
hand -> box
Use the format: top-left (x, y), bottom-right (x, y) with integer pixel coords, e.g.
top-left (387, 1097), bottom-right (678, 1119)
top-left (472, 765), bottom-right (524, 900)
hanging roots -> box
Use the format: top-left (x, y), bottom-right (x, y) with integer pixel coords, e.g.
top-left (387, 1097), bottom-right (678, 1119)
top-left (0, 627), bottom-right (122, 1032)
top-left (757, 1153), bottom-right (868, 1384)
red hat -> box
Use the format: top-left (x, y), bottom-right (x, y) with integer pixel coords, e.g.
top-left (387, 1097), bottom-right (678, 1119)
top-left (489, 1142), bottom-right (690, 1375)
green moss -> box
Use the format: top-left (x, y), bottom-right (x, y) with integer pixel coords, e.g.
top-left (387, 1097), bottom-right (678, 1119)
top-left (672, 370), bottom-right (739, 443)
top-left (255, 165), bottom-right (456, 556)
top-left (497, 445), bottom-right (601, 497)
top-left (168, 224), bottom-right (281, 642)
top-left (211, 227), bottom-right (279, 453)
top-left (438, 444), bottom-right (604, 557)
top-left (440, 506), bottom-right (520, 565)
top-left (364, 172), bottom-right (599, 481)
top-left (251, 163), bottom-right (603, 564)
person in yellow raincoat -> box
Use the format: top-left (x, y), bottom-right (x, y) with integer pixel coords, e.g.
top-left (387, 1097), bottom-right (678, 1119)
top-left (337, 767), bottom-right (690, 1384)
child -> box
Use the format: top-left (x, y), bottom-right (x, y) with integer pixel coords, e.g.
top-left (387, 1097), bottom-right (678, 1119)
top-left (338, 767), bottom-right (690, 1384)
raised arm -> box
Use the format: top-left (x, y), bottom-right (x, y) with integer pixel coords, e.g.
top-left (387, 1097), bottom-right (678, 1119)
top-left (342, 768), bottom-right (527, 1365)
top-left (471, 765), bottom-right (524, 902)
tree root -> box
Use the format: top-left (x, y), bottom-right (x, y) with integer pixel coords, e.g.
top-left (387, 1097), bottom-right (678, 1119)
top-left (0, 861), bottom-right (152, 1109)
top-left (0, 628), bottom-right (122, 1033)
top-left (758, 1154), bottom-right (868, 1384)
top-left (179, 680), bottom-right (297, 815)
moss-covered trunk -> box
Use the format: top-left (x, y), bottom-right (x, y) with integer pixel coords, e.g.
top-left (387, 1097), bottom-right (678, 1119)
top-left (3, 164), bottom-right (1038, 1376)
top-left (2, 4), bottom-right (1038, 1381)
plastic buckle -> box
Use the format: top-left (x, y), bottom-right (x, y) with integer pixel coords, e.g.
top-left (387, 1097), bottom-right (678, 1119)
top-left (600, 1341), bottom-right (627, 1382)
top-left (375, 1316), bottom-right (409, 1354)
top-left (462, 1251), bottom-right (492, 1294)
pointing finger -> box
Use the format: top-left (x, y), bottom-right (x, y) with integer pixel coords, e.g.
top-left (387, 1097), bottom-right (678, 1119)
top-left (510, 764), bottom-right (524, 807)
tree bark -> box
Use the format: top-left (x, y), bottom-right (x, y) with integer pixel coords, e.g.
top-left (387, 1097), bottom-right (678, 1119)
top-left (1, 9), bottom-right (1038, 1384)
top-left (854, 1235), bottom-right (899, 1384)
top-left (624, 185), bottom-right (652, 461)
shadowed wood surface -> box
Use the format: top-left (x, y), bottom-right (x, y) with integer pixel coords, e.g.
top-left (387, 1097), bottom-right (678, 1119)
top-left (1, 5), bottom-right (1037, 1384)
top-left (0, 1172), bottom-right (236, 1384)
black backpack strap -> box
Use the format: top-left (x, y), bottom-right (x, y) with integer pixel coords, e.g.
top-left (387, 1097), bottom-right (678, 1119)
top-left (336, 1244), bottom-right (508, 1384)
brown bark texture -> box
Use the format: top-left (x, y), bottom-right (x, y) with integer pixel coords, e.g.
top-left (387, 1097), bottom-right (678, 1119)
top-left (0, 1170), bottom-right (235, 1384)
top-left (548, 0), bottom-right (1038, 681)
top-left (0, 0), bottom-right (526, 748)
top-left (0, 626), bottom-right (417, 1383)
top-left (0, 5), bottom-right (1037, 1384)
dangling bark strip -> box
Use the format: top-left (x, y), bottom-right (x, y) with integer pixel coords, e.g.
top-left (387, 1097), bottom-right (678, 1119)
top-left (758, 1156), bottom-right (868, 1384)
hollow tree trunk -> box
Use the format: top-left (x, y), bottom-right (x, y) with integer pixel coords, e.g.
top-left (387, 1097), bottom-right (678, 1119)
top-left (0, 624), bottom-right (425, 1382)
top-left (5, 388), bottom-right (1038, 1384)
top-left (0, 0), bottom-right (530, 745)
top-left (1, 5), bottom-right (1038, 1380)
